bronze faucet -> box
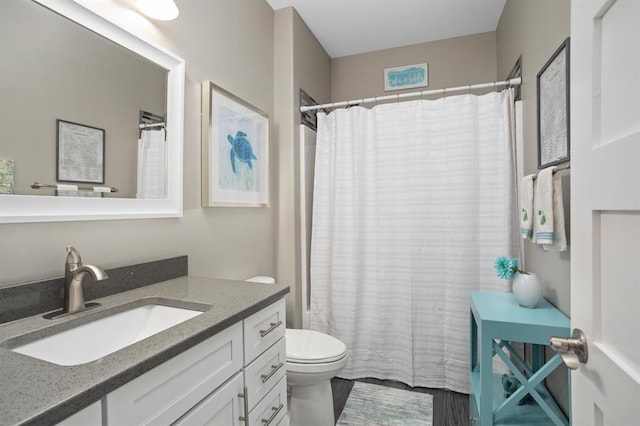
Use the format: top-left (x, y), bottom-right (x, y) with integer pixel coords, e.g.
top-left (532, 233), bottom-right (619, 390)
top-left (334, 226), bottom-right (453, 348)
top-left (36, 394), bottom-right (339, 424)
top-left (64, 246), bottom-right (108, 313)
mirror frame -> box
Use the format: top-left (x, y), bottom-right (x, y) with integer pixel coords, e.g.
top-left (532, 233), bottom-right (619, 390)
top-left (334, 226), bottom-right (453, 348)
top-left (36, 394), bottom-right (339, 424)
top-left (0, 0), bottom-right (185, 223)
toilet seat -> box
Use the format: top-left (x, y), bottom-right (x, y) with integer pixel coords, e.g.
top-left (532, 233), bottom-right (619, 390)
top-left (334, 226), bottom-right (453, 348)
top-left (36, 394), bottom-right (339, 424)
top-left (287, 355), bottom-right (348, 374)
top-left (286, 329), bottom-right (347, 364)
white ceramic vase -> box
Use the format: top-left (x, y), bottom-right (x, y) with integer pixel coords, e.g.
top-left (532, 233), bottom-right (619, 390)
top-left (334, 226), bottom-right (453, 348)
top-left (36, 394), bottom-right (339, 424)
top-left (512, 272), bottom-right (542, 308)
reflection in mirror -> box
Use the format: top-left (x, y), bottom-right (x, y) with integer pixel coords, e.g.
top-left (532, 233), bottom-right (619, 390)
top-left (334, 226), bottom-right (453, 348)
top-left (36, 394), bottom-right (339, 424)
top-left (0, 0), bottom-right (185, 223)
top-left (1, 0), bottom-right (167, 199)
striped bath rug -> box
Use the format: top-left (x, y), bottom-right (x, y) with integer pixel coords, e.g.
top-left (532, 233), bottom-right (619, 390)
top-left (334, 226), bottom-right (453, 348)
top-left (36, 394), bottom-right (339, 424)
top-left (336, 382), bottom-right (433, 425)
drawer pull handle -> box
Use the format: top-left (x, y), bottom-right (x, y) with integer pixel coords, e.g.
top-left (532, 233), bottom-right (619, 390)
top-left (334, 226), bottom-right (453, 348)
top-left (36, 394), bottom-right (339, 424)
top-left (259, 321), bottom-right (283, 337)
top-left (261, 362), bottom-right (284, 383)
top-left (238, 385), bottom-right (249, 423)
top-left (262, 403), bottom-right (284, 425)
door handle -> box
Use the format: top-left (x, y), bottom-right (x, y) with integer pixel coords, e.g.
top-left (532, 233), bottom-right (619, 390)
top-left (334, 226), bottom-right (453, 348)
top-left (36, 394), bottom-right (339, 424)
top-left (550, 328), bottom-right (588, 370)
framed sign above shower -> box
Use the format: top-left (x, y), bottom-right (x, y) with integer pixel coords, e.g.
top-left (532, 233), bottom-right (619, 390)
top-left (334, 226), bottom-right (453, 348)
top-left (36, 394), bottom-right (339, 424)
top-left (384, 63), bottom-right (429, 91)
top-left (201, 82), bottom-right (269, 207)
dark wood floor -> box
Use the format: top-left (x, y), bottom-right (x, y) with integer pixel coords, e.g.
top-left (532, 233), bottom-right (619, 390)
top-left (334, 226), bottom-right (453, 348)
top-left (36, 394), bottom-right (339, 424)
top-left (331, 377), bottom-right (469, 426)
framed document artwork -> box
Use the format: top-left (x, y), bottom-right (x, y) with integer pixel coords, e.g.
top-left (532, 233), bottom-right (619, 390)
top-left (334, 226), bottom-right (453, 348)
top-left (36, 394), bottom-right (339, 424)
top-left (56, 119), bottom-right (105, 183)
top-left (537, 38), bottom-right (570, 169)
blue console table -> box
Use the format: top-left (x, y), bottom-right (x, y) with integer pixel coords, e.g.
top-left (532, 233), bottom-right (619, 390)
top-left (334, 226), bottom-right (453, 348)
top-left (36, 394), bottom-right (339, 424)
top-left (470, 291), bottom-right (571, 425)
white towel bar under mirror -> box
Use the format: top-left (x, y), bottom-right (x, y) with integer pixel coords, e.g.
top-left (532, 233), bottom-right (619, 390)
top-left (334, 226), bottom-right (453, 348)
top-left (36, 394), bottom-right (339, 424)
top-left (0, 0), bottom-right (185, 223)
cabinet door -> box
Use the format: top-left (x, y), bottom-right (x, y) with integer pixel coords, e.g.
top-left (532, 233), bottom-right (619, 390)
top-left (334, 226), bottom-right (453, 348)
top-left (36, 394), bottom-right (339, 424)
top-left (105, 322), bottom-right (243, 425)
top-left (243, 299), bottom-right (286, 364)
top-left (172, 373), bottom-right (244, 426)
top-left (56, 401), bottom-right (101, 426)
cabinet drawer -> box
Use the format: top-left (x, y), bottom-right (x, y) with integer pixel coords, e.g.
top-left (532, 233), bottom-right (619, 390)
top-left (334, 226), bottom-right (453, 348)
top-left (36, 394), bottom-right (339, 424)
top-left (243, 299), bottom-right (286, 364)
top-left (249, 375), bottom-right (287, 426)
top-left (106, 322), bottom-right (243, 425)
top-left (244, 337), bottom-right (286, 410)
top-left (172, 372), bottom-right (244, 426)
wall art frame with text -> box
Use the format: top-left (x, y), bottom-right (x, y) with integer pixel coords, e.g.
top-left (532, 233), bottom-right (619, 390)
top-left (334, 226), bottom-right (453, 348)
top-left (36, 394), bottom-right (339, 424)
top-left (537, 37), bottom-right (570, 169)
top-left (201, 82), bottom-right (269, 207)
top-left (56, 119), bottom-right (105, 184)
top-left (384, 63), bottom-right (429, 91)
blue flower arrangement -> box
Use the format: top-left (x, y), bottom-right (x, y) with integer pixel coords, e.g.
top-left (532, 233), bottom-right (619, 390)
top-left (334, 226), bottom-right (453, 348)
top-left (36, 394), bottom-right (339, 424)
top-left (494, 256), bottom-right (529, 280)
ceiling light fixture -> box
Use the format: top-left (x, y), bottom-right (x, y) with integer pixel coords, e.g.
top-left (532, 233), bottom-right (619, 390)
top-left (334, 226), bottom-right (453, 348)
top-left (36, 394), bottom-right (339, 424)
top-left (137, 0), bottom-right (179, 21)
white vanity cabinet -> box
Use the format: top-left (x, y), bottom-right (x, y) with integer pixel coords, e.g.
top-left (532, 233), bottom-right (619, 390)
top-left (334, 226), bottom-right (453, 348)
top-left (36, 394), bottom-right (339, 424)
top-left (97, 298), bottom-right (286, 426)
top-left (56, 401), bottom-right (101, 426)
top-left (241, 299), bottom-right (287, 425)
top-left (173, 298), bottom-right (287, 426)
top-left (105, 321), bottom-right (243, 425)
top-left (172, 372), bottom-right (245, 425)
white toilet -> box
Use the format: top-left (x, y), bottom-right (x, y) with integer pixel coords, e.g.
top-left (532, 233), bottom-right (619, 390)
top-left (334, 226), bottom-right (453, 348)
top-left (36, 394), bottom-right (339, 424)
top-left (245, 276), bottom-right (348, 426)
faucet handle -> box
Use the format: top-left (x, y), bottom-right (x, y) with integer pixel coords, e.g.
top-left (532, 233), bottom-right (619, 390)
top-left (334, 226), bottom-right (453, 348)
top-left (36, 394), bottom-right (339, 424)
top-left (65, 246), bottom-right (82, 266)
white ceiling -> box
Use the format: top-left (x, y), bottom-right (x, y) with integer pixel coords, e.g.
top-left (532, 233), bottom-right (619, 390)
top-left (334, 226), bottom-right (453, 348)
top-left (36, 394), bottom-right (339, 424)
top-left (265, 0), bottom-right (507, 58)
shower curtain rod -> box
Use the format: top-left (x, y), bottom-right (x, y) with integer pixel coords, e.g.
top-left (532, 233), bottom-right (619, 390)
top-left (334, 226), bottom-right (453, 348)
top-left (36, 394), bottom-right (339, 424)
top-left (299, 77), bottom-right (522, 112)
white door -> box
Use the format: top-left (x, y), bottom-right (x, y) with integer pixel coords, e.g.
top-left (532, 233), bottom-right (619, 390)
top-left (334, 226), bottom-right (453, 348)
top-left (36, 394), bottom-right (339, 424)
top-left (571, 0), bottom-right (640, 424)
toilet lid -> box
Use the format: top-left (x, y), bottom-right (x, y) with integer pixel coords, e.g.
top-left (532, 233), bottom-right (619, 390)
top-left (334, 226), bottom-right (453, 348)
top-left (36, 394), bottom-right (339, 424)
top-left (286, 329), bottom-right (347, 364)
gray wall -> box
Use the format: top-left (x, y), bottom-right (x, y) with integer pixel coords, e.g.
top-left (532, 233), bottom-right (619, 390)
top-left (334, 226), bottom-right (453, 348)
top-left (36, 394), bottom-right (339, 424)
top-left (274, 8), bottom-right (331, 328)
top-left (331, 32), bottom-right (498, 101)
top-left (1, 4), bottom-right (572, 410)
top-left (496, 0), bottom-right (571, 415)
top-left (0, 0), bottom-right (276, 288)
top-left (1, 0), bottom-right (166, 198)
top-left (497, 0), bottom-right (571, 316)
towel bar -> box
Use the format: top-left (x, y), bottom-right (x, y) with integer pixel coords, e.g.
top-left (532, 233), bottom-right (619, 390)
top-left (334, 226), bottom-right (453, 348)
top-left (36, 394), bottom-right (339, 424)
top-left (31, 182), bottom-right (118, 193)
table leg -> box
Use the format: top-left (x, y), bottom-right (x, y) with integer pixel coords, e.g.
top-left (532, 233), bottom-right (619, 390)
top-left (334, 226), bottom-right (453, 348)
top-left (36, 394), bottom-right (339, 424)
top-left (479, 327), bottom-right (493, 425)
top-left (470, 312), bottom-right (478, 370)
top-left (531, 343), bottom-right (543, 372)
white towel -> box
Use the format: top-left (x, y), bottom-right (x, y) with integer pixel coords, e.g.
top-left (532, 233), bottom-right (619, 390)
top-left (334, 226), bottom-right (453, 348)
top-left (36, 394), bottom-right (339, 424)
top-left (92, 186), bottom-right (111, 193)
top-left (543, 171), bottom-right (567, 252)
top-left (534, 167), bottom-right (555, 245)
top-left (520, 175), bottom-right (535, 240)
top-left (56, 184), bottom-right (78, 191)
top-left (137, 129), bottom-right (166, 199)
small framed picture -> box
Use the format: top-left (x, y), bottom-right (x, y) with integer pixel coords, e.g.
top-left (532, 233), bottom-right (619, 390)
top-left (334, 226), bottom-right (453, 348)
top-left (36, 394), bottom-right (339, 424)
top-left (384, 63), bottom-right (429, 91)
top-left (201, 82), bottom-right (269, 207)
top-left (0, 158), bottom-right (15, 194)
top-left (56, 119), bottom-right (105, 183)
top-left (537, 38), bottom-right (570, 169)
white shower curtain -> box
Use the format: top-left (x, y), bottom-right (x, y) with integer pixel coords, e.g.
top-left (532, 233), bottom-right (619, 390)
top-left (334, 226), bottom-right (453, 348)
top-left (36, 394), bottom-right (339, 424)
top-left (137, 129), bottom-right (166, 199)
top-left (309, 90), bottom-right (518, 393)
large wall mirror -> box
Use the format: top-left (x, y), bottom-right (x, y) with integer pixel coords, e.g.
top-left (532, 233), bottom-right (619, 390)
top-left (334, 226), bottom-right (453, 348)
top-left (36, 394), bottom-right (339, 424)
top-left (0, 0), bottom-right (185, 223)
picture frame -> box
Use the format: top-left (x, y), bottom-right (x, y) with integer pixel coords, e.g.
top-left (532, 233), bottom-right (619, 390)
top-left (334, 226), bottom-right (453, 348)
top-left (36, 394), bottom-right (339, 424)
top-left (56, 119), bottom-right (105, 183)
top-left (201, 82), bottom-right (269, 207)
top-left (537, 38), bottom-right (570, 169)
top-left (384, 63), bottom-right (429, 91)
top-left (0, 158), bottom-right (15, 194)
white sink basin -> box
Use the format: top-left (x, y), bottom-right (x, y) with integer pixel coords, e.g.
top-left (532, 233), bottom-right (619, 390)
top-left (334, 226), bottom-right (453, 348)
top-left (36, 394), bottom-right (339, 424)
top-left (12, 304), bottom-right (204, 366)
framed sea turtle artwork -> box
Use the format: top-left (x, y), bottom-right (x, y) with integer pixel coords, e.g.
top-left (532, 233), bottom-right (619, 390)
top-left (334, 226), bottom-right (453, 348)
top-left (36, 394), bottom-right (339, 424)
top-left (201, 82), bottom-right (269, 207)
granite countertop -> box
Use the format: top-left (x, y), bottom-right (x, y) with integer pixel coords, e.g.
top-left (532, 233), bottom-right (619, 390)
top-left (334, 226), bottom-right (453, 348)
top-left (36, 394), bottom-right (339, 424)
top-left (0, 276), bottom-right (289, 426)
